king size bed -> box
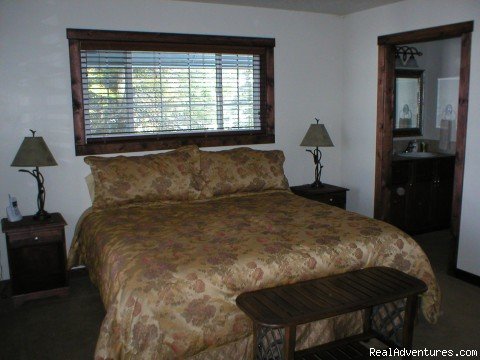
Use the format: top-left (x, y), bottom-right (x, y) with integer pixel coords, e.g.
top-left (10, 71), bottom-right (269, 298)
top-left (68, 145), bottom-right (440, 359)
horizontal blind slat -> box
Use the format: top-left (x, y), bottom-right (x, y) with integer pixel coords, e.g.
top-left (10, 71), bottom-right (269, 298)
top-left (86, 127), bottom-right (260, 138)
top-left (81, 49), bottom-right (262, 138)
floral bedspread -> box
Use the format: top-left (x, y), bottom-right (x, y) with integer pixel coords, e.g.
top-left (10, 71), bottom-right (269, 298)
top-left (68, 190), bottom-right (440, 360)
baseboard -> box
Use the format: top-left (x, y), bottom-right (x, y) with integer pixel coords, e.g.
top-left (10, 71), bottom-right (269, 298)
top-left (453, 268), bottom-right (480, 287)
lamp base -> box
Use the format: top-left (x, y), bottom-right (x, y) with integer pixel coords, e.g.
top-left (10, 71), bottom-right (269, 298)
top-left (33, 210), bottom-right (51, 221)
top-left (306, 147), bottom-right (325, 190)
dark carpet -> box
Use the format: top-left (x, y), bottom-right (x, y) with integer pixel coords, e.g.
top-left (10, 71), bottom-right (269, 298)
top-left (412, 230), bottom-right (480, 353)
top-left (0, 274), bottom-right (104, 360)
top-left (0, 230), bottom-right (479, 359)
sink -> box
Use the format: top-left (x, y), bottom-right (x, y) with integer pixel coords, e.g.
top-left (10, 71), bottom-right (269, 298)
top-left (397, 152), bottom-right (439, 158)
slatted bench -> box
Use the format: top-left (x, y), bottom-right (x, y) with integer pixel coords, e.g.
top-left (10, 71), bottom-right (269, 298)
top-left (236, 267), bottom-right (427, 360)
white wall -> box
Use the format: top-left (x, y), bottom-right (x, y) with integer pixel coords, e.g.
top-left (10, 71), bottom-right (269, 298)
top-left (342, 0), bottom-right (480, 275)
top-left (0, 0), bottom-right (344, 279)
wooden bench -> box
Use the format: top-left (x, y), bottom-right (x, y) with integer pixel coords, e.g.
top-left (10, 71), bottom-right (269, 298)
top-left (236, 267), bottom-right (427, 360)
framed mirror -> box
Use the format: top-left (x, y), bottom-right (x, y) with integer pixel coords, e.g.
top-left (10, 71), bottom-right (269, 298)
top-left (394, 69), bottom-right (424, 137)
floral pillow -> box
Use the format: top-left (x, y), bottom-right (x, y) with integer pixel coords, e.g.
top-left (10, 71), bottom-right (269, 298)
top-left (84, 145), bottom-right (201, 209)
top-left (199, 147), bottom-right (289, 198)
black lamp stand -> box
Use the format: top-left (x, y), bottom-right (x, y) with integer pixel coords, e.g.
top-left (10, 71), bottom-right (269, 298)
top-left (306, 147), bottom-right (324, 188)
top-left (19, 166), bottom-right (50, 220)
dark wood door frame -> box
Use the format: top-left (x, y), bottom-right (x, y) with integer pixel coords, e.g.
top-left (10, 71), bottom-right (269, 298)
top-left (375, 21), bottom-right (473, 262)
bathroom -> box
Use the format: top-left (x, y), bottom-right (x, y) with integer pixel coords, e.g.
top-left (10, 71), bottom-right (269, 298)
top-left (393, 38), bottom-right (460, 157)
top-left (390, 37), bottom-right (461, 236)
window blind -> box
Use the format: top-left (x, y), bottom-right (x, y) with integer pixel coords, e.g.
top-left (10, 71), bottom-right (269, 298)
top-left (81, 50), bottom-right (261, 139)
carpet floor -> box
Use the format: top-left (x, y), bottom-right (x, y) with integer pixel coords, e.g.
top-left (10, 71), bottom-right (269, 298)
top-left (0, 230), bottom-right (479, 359)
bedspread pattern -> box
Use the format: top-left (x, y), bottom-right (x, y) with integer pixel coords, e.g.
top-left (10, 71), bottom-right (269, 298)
top-left (68, 191), bottom-right (440, 359)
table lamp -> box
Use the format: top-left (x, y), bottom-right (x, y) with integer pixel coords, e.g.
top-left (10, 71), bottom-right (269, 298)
top-left (11, 130), bottom-right (58, 220)
top-left (300, 119), bottom-right (334, 188)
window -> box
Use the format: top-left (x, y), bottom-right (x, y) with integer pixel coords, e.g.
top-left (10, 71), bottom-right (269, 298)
top-left (67, 29), bottom-right (275, 155)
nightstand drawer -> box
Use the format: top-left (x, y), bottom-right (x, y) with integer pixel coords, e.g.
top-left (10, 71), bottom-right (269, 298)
top-left (8, 228), bottom-right (63, 248)
top-left (290, 183), bottom-right (349, 210)
top-left (314, 192), bottom-right (346, 208)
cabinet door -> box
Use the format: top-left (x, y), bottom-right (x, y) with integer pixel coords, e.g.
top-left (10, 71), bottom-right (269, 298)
top-left (390, 185), bottom-right (408, 230)
top-left (392, 162), bottom-right (411, 185)
top-left (390, 157), bottom-right (455, 234)
top-left (433, 158), bottom-right (455, 227)
top-left (435, 179), bottom-right (453, 226)
top-left (405, 160), bottom-right (435, 233)
top-left (388, 161), bottom-right (412, 231)
top-left (406, 180), bottom-right (433, 233)
top-left (390, 162), bottom-right (412, 231)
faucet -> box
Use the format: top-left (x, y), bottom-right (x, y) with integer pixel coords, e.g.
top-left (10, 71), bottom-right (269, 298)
top-left (404, 140), bottom-right (418, 153)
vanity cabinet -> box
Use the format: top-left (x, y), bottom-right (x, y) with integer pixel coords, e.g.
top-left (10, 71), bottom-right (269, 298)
top-left (390, 156), bottom-right (454, 234)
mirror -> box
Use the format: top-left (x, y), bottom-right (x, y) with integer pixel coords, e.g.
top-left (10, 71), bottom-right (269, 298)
top-left (394, 69), bottom-right (424, 137)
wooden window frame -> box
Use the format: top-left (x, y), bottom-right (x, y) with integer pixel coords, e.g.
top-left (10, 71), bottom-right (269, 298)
top-left (67, 29), bottom-right (275, 155)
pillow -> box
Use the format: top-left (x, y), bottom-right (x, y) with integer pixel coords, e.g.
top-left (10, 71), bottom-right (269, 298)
top-left (84, 145), bottom-right (201, 209)
top-left (199, 147), bottom-right (289, 198)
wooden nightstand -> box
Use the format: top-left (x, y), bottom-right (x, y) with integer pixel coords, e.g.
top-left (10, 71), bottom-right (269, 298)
top-left (290, 183), bottom-right (349, 209)
top-left (1, 213), bottom-right (68, 306)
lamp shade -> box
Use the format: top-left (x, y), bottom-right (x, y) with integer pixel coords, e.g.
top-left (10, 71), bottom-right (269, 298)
top-left (300, 124), bottom-right (334, 147)
top-left (11, 136), bottom-right (57, 167)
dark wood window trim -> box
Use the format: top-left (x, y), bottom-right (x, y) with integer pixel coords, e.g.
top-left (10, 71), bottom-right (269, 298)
top-left (67, 29), bottom-right (275, 155)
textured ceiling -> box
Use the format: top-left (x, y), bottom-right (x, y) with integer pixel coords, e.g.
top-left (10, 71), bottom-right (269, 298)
top-left (171, 0), bottom-right (404, 15)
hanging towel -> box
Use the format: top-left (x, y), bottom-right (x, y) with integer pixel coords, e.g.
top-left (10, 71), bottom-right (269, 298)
top-left (439, 118), bottom-right (452, 152)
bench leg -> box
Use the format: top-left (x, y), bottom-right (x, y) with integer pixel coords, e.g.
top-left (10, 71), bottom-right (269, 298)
top-left (253, 325), bottom-right (291, 360)
top-left (364, 307), bottom-right (373, 333)
top-left (402, 295), bottom-right (418, 360)
top-left (283, 325), bottom-right (296, 360)
top-left (252, 323), bottom-right (259, 359)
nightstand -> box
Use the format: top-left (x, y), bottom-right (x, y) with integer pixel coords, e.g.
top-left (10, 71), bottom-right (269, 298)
top-left (290, 183), bottom-right (349, 209)
top-left (1, 213), bottom-right (69, 306)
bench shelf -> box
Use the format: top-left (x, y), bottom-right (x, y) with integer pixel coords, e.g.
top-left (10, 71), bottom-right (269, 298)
top-left (295, 332), bottom-right (397, 360)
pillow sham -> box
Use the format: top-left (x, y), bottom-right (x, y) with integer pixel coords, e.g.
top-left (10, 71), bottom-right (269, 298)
top-left (199, 147), bottom-right (289, 198)
top-left (84, 145), bottom-right (201, 209)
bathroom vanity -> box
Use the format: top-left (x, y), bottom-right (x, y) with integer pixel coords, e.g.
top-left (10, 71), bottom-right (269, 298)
top-left (390, 153), bottom-right (455, 234)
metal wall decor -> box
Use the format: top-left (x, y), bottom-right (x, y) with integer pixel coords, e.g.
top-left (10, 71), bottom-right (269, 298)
top-left (395, 46), bottom-right (423, 68)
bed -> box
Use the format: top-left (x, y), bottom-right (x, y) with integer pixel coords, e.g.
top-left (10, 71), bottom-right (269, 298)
top-left (68, 145), bottom-right (440, 359)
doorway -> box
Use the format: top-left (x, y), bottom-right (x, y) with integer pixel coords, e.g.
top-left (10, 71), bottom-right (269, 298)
top-left (374, 21), bottom-right (473, 272)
